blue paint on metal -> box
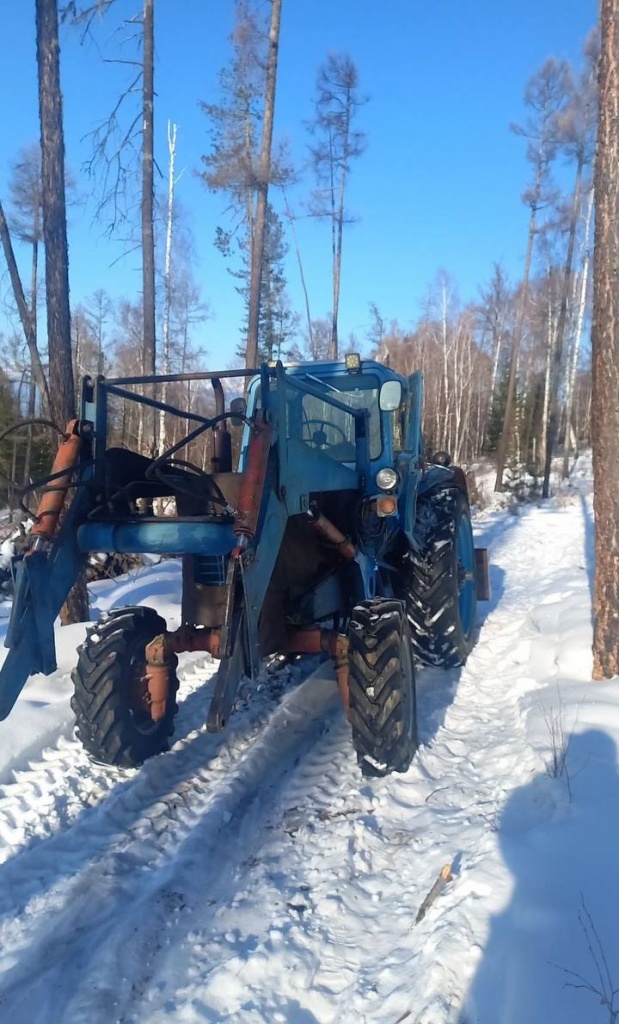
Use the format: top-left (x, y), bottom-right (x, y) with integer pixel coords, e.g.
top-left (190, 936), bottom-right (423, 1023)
top-left (77, 520), bottom-right (238, 555)
top-left (0, 484), bottom-right (91, 719)
top-left (240, 487), bottom-right (289, 675)
top-left (0, 356), bottom-right (476, 725)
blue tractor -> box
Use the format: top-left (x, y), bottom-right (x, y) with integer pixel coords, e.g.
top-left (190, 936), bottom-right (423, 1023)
top-left (0, 356), bottom-right (488, 777)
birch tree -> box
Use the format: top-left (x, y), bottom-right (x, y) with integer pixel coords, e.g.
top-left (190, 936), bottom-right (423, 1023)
top-left (542, 38), bottom-right (597, 496)
top-left (562, 184), bottom-right (594, 476)
top-left (158, 120), bottom-right (178, 454)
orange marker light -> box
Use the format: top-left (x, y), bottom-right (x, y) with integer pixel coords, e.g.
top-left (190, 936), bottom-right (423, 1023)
top-left (376, 496), bottom-right (397, 517)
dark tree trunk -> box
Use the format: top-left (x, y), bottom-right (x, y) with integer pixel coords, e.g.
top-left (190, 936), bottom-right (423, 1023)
top-left (246, 0), bottom-right (283, 369)
top-left (36, 0), bottom-right (88, 625)
top-left (36, 0), bottom-right (74, 429)
top-left (591, 0), bottom-right (619, 680)
top-left (142, 0), bottom-right (156, 445)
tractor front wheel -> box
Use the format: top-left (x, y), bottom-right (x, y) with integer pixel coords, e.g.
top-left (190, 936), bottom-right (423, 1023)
top-left (406, 487), bottom-right (477, 668)
top-left (348, 599), bottom-right (418, 777)
top-left (71, 606), bottom-right (179, 768)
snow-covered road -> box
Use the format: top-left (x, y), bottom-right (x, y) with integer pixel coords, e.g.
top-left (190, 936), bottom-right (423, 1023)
top-left (0, 462), bottom-right (617, 1024)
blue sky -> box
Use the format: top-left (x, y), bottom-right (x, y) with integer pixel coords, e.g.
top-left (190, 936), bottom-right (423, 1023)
top-left (0, 1), bottom-right (597, 368)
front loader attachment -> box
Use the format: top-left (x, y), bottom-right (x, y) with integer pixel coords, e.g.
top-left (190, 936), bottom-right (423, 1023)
top-left (0, 421), bottom-right (91, 719)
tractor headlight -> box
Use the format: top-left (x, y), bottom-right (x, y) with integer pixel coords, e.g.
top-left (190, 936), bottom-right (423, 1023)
top-left (375, 467), bottom-right (399, 492)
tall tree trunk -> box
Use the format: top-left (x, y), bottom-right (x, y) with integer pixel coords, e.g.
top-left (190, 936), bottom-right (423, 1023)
top-left (246, 0), bottom-right (283, 369)
top-left (332, 110), bottom-right (350, 360)
top-left (563, 186), bottom-right (594, 477)
top-left (36, 0), bottom-right (74, 429)
top-left (591, 0), bottom-right (619, 680)
top-left (142, 0), bottom-right (156, 448)
top-left (540, 283), bottom-right (555, 470)
top-left (542, 157), bottom-right (585, 497)
top-left (158, 120), bottom-right (177, 456)
top-left (36, 0), bottom-right (88, 624)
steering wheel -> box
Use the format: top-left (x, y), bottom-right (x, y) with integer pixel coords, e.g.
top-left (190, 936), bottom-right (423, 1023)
top-left (303, 418), bottom-right (348, 449)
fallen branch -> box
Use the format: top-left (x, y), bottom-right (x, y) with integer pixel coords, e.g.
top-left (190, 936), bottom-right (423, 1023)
top-left (415, 863), bottom-right (453, 924)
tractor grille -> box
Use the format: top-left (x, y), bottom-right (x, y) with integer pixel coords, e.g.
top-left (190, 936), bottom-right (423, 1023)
top-left (194, 555), bottom-right (228, 587)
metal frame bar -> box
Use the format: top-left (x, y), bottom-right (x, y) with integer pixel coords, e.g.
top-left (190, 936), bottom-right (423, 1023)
top-left (105, 383), bottom-right (215, 427)
top-left (104, 367), bottom-right (267, 387)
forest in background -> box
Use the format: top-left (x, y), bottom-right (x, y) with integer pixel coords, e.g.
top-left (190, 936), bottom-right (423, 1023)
top-left (0, 1), bottom-right (597, 508)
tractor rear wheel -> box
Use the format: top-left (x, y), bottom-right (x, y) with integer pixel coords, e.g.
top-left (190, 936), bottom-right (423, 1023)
top-left (406, 487), bottom-right (477, 668)
top-left (71, 606), bottom-right (179, 768)
top-left (348, 599), bottom-right (418, 777)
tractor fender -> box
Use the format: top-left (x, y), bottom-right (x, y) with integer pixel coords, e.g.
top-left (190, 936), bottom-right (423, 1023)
top-left (417, 464), bottom-right (470, 503)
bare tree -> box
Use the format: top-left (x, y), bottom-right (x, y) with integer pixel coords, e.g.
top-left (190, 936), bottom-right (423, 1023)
top-left (0, 198), bottom-right (50, 412)
top-left (495, 57), bottom-right (571, 491)
top-left (63, 0), bottom-right (157, 446)
top-left (158, 120), bottom-right (177, 454)
top-left (201, 0), bottom-right (291, 365)
top-left (591, 0), bottom-right (619, 680)
top-left (141, 0), bottom-right (155, 394)
top-left (307, 53), bottom-right (367, 358)
top-left (542, 36), bottom-right (597, 497)
top-left (282, 188), bottom-right (313, 348)
top-left (246, 0), bottom-right (283, 368)
top-left (86, 287), bottom-right (112, 375)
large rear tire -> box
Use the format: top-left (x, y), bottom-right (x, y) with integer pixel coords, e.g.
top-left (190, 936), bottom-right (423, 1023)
top-left (71, 606), bottom-right (179, 768)
top-left (348, 599), bottom-right (418, 778)
top-left (406, 487), bottom-right (477, 668)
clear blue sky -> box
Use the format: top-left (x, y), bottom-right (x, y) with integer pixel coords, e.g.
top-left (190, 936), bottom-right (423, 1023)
top-left (0, 0), bottom-right (597, 368)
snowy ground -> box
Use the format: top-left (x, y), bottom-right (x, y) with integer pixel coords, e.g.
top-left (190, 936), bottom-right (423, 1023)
top-left (0, 454), bottom-right (616, 1024)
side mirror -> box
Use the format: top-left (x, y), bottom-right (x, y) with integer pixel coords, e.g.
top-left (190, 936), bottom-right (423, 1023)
top-left (379, 379), bottom-right (402, 411)
top-left (229, 396), bottom-right (247, 425)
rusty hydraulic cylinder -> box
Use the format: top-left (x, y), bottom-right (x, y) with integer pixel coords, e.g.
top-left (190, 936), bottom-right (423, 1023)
top-left (286, 627), bottom-right (350, 718)
top-left (305, 506), bottom-right (356, 560)
top-left (144, 627), bottom-right (221, 721)
top-left (30, 419), bottom-right (81, 544)
top-left (234, 421), bottom-right (272, 543)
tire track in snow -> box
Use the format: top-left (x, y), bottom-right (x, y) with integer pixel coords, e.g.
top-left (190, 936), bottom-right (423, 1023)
top-left (0, 652), bottom-right (218, 860)
top-left (0, 658), bottom-right (337, 1024)
top-left (116, 502), bottom-right (591, 1024)
top-left (0, 498), bottom-right (592, 1024)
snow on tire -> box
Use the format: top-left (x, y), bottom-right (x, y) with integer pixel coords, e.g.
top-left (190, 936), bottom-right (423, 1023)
top-left (406, 487), bottom-right (477, 668)
top-left (348, 599), bottom-right (418, 778)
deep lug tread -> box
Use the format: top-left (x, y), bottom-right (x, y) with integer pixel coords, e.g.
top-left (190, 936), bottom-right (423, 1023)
top-left (71, 606), bottom-right (179, 768)
top-left (405, 487), bottom-right (477, 668)
top-left (348, 599), bottom-right (418, 778)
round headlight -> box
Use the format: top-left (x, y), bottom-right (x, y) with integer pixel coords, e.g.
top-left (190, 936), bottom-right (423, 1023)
top-left (375, 467), bottom-right (399, 492)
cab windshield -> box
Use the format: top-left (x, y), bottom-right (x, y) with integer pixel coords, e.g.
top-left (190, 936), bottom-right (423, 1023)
top-left (292, 374), bottom-right (382, 461)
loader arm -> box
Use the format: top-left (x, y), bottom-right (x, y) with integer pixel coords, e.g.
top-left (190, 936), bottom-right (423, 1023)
top-left (0, 440), bottom-right (94, 720)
